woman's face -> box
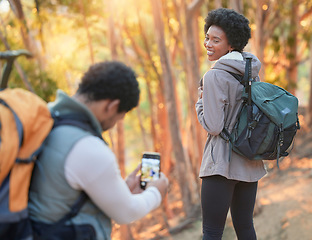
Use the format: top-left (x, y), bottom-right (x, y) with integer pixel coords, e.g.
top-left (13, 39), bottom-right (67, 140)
top-left (203, 25), bottom-right (233, 61)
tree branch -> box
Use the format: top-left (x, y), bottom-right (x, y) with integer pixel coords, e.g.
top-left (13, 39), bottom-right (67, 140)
top-left (187, 0), bottom-right (205, 16)
top-left (300, 7), bottom-right (312, 21)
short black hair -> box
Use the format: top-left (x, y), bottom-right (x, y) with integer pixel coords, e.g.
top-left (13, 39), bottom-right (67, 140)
top-left (77, 61), bottom-right (140, 112)
top-left (204, 8), bottom-right (251, 52)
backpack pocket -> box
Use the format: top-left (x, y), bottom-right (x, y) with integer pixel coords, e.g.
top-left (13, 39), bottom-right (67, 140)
top-left (234, 108), bottom-right (271, 159)
top-left (280, 123), bottom-right (298, 153)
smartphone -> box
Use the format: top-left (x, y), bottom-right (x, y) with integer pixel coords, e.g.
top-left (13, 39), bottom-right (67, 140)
top-left (140, 152), bottom-right (161, 190)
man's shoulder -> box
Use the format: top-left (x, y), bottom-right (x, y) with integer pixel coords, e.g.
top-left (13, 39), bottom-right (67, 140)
top-left (65, 135), bottom-right (117, 186)
top-left (72, 135), bottom-right (113, 157)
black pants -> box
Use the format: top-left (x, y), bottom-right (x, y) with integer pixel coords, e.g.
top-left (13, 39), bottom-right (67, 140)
top-left (201, 175), bottom-right (258, 240)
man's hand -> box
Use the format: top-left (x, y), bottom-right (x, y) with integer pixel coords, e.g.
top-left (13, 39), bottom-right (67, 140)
top-left (125, 164), bottom-right (169, 200)
top-left (147, 173), bottom-right (169, 201)
top-left (125, 164), bottom-right (143, 194)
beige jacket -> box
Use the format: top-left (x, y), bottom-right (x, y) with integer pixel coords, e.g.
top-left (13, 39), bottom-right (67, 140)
top-left (196, 51), bottom-right (267, 182)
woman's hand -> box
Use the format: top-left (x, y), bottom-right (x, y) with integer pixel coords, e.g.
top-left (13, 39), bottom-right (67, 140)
top-left (198, 86), bottom-right (203, 99)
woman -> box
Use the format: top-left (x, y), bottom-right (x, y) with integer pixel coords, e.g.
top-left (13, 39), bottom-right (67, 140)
top-left (195, 8), bottom-right (267, 240)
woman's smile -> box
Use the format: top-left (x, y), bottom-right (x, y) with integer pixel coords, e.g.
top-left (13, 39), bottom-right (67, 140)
top-left (203, 25), bottom-right (233, 61)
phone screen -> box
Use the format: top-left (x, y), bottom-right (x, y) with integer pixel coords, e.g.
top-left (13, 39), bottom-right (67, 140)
top-left (140, 152), bottom-right (161, 190)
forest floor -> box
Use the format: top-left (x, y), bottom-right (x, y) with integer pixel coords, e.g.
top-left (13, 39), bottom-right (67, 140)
top-left (167, 157), bottom-right (312, 240)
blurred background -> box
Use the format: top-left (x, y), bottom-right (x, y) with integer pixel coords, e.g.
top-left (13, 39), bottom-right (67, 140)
top-left (1, 0), bottom-right (312, 239)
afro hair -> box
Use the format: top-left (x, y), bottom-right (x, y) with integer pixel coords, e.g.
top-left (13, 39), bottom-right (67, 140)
top-left (204, 8), bottom-right (251, 52)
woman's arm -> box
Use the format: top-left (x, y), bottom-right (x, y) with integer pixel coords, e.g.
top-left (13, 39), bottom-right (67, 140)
top-left (196, 71), bottom-right (228, 135)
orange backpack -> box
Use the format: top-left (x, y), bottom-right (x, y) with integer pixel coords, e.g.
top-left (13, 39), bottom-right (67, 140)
top-left (0, 88), bottom-right (99, 239)
top-left (0, 88), bottom-right (54, 219)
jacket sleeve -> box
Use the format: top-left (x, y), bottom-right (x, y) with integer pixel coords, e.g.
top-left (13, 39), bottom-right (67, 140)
top-left (195, 98), bottom-right (210, 132)
top-left (65, 136), bottom-right (161, 224)
top-left (196, 70), bottom-right (228, 135)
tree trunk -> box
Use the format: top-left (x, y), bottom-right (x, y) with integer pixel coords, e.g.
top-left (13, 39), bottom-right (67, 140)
top-left (230, 0), bottom-right (243, 13)
top-left (150, 0), bottom-right (193, 217)
top-left (136, 107), bottom-right (149, 150)
top-left (107, 4), bottom-right (118, 154)
top-left (286, 0), bottom-right (298, 94)
top-left (308, 39), bottom-right (312, 126)
top-left (130, 9), bottom-right (174, 172)
top-left (194, 10), bottom-right (202, 67)
top-left (254, 0), bottom-right (266, 80)
top-left (34, 0), bottom-right (46, 55)
top-left (8, 0), bottom-right (44, 68)
top-left (122, 20), bottom-right (163, 153)
top-left (173, 0), bottom-right (203, 182)
top-left (183, 0), bottom-right (205, 203)
top-left (146, 79), bottom-right (158, 151)
top-left (170, 0), bottom-right (203, 206)
top-left (8, 0), bottom-right (31, 51)
top-left (156, 89), bottom-right (173, 175)
top-left (108, 4), bottom-right (133, 240)
top-left (79, 0), bottom-right (94, 64)
top-left (122, 7), bottom-right (174, 227)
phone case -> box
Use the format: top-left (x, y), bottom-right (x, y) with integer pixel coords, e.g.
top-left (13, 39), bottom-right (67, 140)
top-left (140, 152), bottom-right (161, 189)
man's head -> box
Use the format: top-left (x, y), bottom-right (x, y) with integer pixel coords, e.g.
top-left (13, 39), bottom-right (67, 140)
top-left (75, 61), bottom-right (140, 130)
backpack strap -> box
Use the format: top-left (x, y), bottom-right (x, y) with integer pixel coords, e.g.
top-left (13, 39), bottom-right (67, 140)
top-left (33, 113), bottom-right (101, 238)
top-left (32, 192), bottom-right (88, 239)
top-left (224, 58), bottom-right (253, 101)
top-left (219, 71), bottom-right (243, 161)
top-left (52, 112), bottom-right (105, 142)
top-left (227, 71), bottom-right (244, 84)
top-left (245, 58), bottom-right (253, 107)
top-left (219, 58), bottom-right (253, 161)
top-left (0, 99), bottom-right (23, 148)
top-left (0, 98), bottom-right (43, 165)
top-left (219, 127), bottom-right (233, 162)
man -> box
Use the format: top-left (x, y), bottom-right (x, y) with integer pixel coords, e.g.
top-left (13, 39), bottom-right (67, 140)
top-left (28, 61), bottom-right (169, 239)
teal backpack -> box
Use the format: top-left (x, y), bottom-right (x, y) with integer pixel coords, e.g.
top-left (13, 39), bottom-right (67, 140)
top-left (220, 58), bottom-right (300, 167)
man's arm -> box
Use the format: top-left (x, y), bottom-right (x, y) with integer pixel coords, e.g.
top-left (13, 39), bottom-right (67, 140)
top-left (64, 136), bottom-right (166, 224)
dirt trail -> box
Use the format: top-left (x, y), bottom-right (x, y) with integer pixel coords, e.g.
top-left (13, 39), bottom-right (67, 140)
top-left (168, 118), bottom-right (312, 240)
top-left (167, 157), bottom-right (312, 240)
top-left (232, 159), bottom-right (312, 240)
